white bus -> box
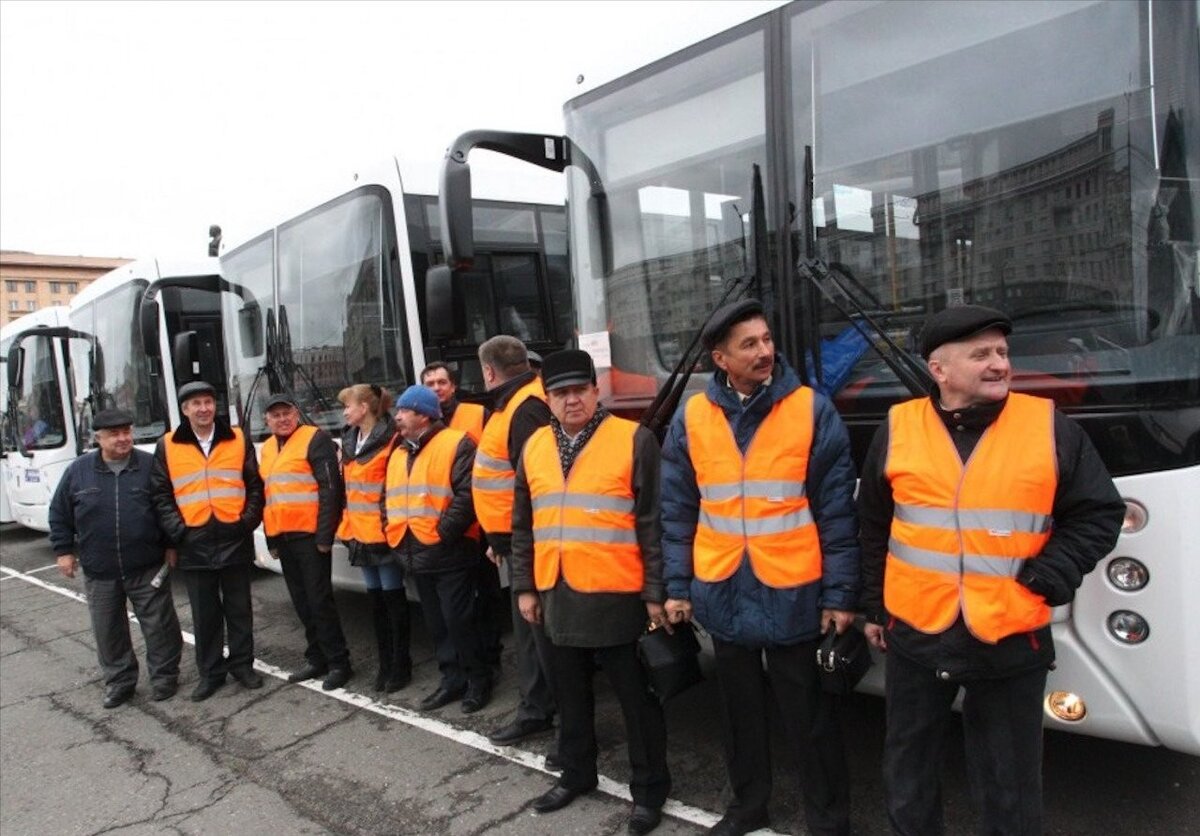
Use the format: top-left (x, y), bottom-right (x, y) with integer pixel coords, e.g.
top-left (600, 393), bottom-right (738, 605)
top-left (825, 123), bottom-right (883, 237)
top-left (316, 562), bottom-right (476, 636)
top-left (1, 257), bottom-right (234, 530)
top-left (435, 1), bottom-right (1200, 755)
top-left (217, 158), bottom-right (570, 591)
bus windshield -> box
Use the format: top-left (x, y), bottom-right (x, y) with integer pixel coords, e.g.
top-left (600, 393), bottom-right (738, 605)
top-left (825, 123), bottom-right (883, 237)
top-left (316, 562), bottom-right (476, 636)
top-left (10, 334), bottom-right (67, 451)
top-left (564, 0), bottom-right (1198, 469)
top-left (69, 280), bottom-right (169, 443)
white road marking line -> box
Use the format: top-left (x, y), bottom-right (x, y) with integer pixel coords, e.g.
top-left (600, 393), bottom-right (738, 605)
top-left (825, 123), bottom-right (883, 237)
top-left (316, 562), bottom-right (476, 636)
top-left (0, 564), bottom-right (785, 832)
top-left (0, 562), bottom-right (61, 580)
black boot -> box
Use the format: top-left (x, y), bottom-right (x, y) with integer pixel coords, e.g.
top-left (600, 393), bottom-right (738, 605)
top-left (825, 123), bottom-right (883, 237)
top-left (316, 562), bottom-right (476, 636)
top-left (369, 589), bottom-right (392, 691)
top-left (383, 589), bottom-right (412, 692)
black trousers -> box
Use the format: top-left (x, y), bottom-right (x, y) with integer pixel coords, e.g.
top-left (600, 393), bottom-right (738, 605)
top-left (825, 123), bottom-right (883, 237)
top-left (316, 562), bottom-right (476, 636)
top-left (85, 562), bottom-right (182, 690)
top-left (183, 563), bottom-right (254, 683)
top-left (278, 536), bottom-right (349, 669)
top-left (883, 650), bottom-right (1048, 836)
top-left (508, 582), bottom-right (557, 723)
top-left (413, 567), bottom-right (489, 690)
top-left (550, 640), bottom-right (671, 808)
top-left (711, 637), bottom-right (850, 836)
top-left (472, 547), bottom-right (504, 664)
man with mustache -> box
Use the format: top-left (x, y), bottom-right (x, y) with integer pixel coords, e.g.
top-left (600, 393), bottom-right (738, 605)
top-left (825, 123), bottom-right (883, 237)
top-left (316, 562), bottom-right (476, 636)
top-left (857, 305), bottom-right (1124, 835)
top-left (662, 298), bottom-right (859, 836)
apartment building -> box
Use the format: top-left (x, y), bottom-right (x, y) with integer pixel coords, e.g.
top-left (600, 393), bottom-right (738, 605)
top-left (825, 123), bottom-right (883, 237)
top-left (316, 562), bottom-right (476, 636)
top-left (0, 251), bottom-right (131, 324)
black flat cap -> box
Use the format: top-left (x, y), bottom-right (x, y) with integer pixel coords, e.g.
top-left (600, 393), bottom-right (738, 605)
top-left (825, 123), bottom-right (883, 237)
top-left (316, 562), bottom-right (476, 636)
top-left (177, 380), bottom-right (216, 404)
top-left (920, 305), bottom-right (1012, 358)
top-left (92, 408), bottom-right (134, 430)
top-left (541, 349), bottom-right (597, 391)
top-left (264, 393), bottom-right (298, 411)
top-left (702, 299), bottom-right (765, 350)
top-left (526, 350), bottom-right (543, 369)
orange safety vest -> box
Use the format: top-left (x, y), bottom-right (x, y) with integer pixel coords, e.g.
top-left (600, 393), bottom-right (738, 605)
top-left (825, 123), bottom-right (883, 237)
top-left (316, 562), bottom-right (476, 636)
top-left (525, 416), bottom-right (642, 593)
top-left (384, 428), bottom-right (467, 548)
top-left (685, 387), bottom-right (823, 588)
top-left (162, 427), bottom-right (248, 526)
top-left (448, 401), bottom-right (486, 444)
top-left (336, 430), bottom-right (396, 545)
top-left (260, 425), bottom-right (320, 536)
top-left (472, 377), bottom-right (545, 535)
top-left (884, 393), bottom-right (1057, 644)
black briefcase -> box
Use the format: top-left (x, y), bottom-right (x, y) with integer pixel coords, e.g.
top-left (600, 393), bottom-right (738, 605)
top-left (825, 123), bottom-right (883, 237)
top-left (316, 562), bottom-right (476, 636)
top-left (637, 622), bottom-right (703, 703)
top-left (815, 625), bottom-right (872, 695)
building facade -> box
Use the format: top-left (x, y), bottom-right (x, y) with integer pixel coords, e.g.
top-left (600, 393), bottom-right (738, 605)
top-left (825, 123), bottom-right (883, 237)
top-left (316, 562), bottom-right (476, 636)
top-left (0, 251), bottom-right (131, 324)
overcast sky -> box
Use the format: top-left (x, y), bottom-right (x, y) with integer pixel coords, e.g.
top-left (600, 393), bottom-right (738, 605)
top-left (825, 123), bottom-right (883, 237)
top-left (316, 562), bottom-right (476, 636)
top-left (0, 0), bottom-right (786, 260)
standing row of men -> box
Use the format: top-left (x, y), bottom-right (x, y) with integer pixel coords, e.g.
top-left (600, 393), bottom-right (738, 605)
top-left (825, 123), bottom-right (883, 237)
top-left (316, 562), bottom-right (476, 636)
top-left (48, 299), bottom-right (1125, 836)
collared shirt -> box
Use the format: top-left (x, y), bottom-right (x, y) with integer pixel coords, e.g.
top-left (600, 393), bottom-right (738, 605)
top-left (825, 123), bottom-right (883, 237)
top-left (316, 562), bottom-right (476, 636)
top-left (195, 428), bottom-right (215, 457)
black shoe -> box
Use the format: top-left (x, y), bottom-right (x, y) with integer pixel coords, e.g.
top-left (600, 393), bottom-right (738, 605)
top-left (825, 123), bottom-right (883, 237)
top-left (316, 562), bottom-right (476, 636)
top-left (488, 716), bottom-right (554, 745)
top-left (628, 805), bottom-right (663, 835)
top-left (461, 682), bottom-right (492, 714)
top-left (287, 664), bottom-right (328, 684)
top-left (151, 681), bottom-right (178, 702)
top-left (419, 682), bottom-right (468, 711)
top-left (544, 751), bottom-right (563, 773)
top-left (708, 811), bottom-right (770, 836)
top-left (102, 684), bottom-right (135, 709)
top-left (322, 667), bottom-right (353, 691)
top-left (190, 677), bottom-right (226, 702)
top-left (230, 667), bottom-right (263, 689)
top-left (532, 783), bottom-right (591, 813)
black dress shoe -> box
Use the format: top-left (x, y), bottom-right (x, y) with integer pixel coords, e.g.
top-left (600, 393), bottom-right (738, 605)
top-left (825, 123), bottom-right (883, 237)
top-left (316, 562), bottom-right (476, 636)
top-left (487, 716), bottom-right (554, 745)
top-left (102, 685), bottom-right (135, 709)
top-left (628, 805), bottom-right (663, 835)
top-left (287, 664), bottom-right (328, 684)
top-left (190, 677), bottom-right (226, 702)
top-left (532, 783), bottom-right (591, 813)
top-left (543, 751), bottom-right (563, 772)
top-left (151, 681), bottom-right (178, 702)
top-left (230, 668), bottom-right (263, 689)
top-left (707, 810), bottom-right (770, 836)
top-left (322, 667), bottom-right (353, 691)
top-left (419, 682), bottom-right (468, 711)
top-left (461, 682), bottom-right (492, 714)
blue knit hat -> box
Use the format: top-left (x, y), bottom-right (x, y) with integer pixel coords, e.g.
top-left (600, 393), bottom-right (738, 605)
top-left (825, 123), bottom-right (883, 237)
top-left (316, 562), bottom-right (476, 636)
top-left (395, 384), bottom-right (442, 419)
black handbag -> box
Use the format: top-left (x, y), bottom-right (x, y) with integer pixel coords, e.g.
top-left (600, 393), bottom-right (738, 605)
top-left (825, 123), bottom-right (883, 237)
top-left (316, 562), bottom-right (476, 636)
top-left (815, 625), bottom-right (872, 695)
top-left (637, 621), bottom-right (703, 703)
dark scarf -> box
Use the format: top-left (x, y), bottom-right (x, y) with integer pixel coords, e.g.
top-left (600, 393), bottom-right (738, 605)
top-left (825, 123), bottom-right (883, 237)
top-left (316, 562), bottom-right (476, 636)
top-left (551, 405), bottom-right (609, 477)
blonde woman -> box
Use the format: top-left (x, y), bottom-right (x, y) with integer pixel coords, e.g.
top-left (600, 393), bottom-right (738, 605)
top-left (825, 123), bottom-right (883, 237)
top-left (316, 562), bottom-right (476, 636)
top-left (336, 384), bottom-right (411, 692)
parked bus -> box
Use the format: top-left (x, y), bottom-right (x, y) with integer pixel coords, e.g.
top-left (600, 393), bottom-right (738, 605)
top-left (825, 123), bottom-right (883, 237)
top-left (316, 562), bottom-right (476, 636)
top-left (1, 257), bottom-right (232, 530)
top-left (217, 158), bottom-right (571, 590)
top-left (435, 0), bottom-right (1200, 755)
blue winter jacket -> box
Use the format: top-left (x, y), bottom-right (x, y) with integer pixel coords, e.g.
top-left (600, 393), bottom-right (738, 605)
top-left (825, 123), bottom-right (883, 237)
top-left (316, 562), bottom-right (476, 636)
top-left (660, 355), bottom-right (860, 646)
top-left (48, 449), bottom-right (168, 581)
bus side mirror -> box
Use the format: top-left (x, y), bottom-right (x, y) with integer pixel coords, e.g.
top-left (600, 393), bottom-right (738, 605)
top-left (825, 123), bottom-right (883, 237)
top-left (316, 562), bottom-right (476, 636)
top-left (425, 265), bottom-right (457, 341)
top-left (139, 298), bottom-right (161, 358)
top-left (239, 303), bottom-right (264, 357)
top-left (172, 331), bottom-right (200, 386)
top-left (441, 160), bottom-right (475, 268)
top-left (7, 346), bottom-right (23, 390)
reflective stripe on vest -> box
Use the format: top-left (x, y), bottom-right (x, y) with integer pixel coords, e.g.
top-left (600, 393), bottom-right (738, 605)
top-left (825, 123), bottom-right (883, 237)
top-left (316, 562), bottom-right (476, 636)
top-left (472, 378), bottom-right (545, 534)
top-left (260, 424), bottom-right (320, 536)
top-left (525, 416), bottom-right (642, 593)
top-left (884, 393), bottom-right (1057, 644)
top-left (385, 428), bottom-right (466, 547)
top-left (336, 431), bottom-right (396, 545)
top-left (162, 427), bottom-right (248, 526)
top-left (449, 401), bottom-right (486, 444)
top-left (684, 387), bottom-right (822, 588)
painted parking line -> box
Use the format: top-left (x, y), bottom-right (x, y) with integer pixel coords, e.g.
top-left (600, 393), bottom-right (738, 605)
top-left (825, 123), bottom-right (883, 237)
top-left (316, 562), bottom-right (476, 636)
top-left (0, 563), bottom-right (786, 834)
top-left (0, 562), bottom-right (62, 580)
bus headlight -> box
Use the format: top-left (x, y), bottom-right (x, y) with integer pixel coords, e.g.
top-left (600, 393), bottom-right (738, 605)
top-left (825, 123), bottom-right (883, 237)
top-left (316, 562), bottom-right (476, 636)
top-left (1107, 610), bottom-right (1149, 644)
top-left (1121, 500), bottom-right (1148, 534)
top-left (1106, 558), bottom-right (1149, 591)
top-left (1046, 690), bottom-right (1087, 722)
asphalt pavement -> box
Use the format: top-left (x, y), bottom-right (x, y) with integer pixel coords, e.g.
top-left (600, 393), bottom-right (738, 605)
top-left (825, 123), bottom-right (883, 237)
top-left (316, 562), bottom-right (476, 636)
top-left (2, 523), bottom-right (1196, 834)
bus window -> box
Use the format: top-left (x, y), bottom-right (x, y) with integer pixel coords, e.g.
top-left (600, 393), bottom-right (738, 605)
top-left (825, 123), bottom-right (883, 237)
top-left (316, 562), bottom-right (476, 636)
top-left (14, 337), bottom-right (66, 450)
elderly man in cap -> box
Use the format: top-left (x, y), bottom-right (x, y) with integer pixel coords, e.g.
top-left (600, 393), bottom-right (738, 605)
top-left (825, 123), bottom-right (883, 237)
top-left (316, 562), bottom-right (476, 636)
top-left (858, 304), bottom-right (1124, 835)
top-left (152, 381), bottom-right (264, 701)
top-left (50, 408), bottom-right (184, 708)
top-left (661, 298), bottom-right (859, 836)
top-left (511, 349), bottom-right (671, 835)
top-left (474, 335), bottom-right (559, 750)
top-left (385, 384), bottom-right (490, 712)
top-left (259, 393), bottom-right (351, 690)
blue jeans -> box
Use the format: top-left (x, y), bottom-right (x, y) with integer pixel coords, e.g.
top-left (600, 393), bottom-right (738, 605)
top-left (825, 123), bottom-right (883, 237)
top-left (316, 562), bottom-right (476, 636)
top-left (361, 563), bottom-right (404, 591)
